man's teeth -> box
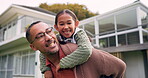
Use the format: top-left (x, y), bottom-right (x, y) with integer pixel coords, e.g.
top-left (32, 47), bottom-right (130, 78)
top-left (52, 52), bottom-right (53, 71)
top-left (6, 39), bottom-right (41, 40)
top-left (49, 42), bottom-right (54, 46)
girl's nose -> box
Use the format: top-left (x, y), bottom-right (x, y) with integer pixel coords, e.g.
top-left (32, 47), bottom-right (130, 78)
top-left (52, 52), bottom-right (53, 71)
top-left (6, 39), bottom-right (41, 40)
top-left (64, 24), bottom-right (69, 29)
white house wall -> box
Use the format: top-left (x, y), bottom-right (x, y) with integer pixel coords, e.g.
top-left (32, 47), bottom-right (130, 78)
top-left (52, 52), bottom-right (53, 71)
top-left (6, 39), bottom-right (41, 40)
top-left (123, 51), bottom-right (145, 78)
top-left (11, 5), bottom-right (55, 24)
top-left (34, 50), bottom-right (44, 78)
top-left (0, 2), bottom-right (148, 78)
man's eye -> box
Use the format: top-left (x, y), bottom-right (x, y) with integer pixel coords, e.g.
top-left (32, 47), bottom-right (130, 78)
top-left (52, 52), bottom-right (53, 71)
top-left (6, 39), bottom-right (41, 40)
top-left (46, 30), bottom-right (51, 34)
top-left (37, 34), bottom-right (44, 39)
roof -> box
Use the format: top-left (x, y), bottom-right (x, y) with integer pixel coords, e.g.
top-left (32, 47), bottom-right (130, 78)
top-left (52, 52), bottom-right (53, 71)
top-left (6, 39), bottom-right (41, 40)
top-left (13, 4), bottom-right (56, 16)
top-left (80, 1), bottom-right (148, 24)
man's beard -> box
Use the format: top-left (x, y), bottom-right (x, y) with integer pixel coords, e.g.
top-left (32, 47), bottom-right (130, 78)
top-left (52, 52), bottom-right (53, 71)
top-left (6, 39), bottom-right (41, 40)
top-left (42, 50), bottom-right (58, 56)
top-left (42, 37), bottom-right (59, 56)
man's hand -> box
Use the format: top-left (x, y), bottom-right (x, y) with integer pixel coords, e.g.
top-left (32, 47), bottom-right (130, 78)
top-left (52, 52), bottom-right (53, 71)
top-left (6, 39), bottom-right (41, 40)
top-left (44, 70), bottom-right (53, 78)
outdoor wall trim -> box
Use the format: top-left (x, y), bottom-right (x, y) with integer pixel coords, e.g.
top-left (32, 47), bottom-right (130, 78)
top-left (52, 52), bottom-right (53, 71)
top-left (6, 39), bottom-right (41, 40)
top-left (97, 43), bottom-right (148, 53)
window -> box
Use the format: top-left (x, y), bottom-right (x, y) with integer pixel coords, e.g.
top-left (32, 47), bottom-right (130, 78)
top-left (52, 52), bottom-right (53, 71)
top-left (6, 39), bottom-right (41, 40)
top-left (140, 9), bottom-right (148, 25)
top-left (14, 50), bottom-right (35, 76)
top-left (139, 9), bottom-right (148, 29)
top-left (118, 31), bottom-right (140, 46)
top-left (0, 54), bottom-right (14, 78)
top-left (143, 31), bottom-right (148, 43)
top-left (0, 28), bottom-right (3, 42)
top-left (127, 31), bottom-right (139, 45)
top-left (84, 21), bottom-right (95, 37)
top-left (116, 9), bottom-right (137, 31)
top-left (21, 16), bottom-right (53, 33)
top-left (79, 25), bottom-right (83, 29)
top-left (0, 50), bottom-right (35, 78)
top-left (98, 16), bottom-right (115, 35)
top-left (3, 28), bottom-right (7, 40)
top-left (2, 21), bottom-right (17, 41)
top-left (118, 34), bottom-right (127, 46)
top-left (21, 16), bottom-right (33, 32)
top-left (99, 38), bottom-right (108, 48)
top-left (99, 36), bottom-right (116, 48)
top-left (109, 36), bottom-right (116, 47)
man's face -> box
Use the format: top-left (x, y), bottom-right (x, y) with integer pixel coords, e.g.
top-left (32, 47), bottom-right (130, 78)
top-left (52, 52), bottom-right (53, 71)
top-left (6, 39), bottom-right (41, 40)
top-left (30, 22), bottom-right (59, 54)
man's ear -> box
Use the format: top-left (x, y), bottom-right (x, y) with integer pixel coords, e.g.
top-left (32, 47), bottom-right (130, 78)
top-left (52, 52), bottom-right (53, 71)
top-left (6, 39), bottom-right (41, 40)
top-left (30, 44), bottom-right (37, 51)
top-left (75, 21), bottom-right (79, 28)
top-left (54, 25), bottom-right (59, 31)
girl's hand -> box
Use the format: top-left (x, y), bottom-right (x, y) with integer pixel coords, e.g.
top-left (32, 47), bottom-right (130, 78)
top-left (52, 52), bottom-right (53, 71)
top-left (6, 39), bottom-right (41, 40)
top-left (56, 63), bottom-right (60, 72)
top-left (44, 70), bottom-right (53, 78)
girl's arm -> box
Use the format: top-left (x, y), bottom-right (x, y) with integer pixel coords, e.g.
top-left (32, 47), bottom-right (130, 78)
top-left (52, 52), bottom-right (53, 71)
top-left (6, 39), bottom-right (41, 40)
top-left (39, 53), bottom-right (51, 74)
top-left (60, 29), bottom-right (92, 68)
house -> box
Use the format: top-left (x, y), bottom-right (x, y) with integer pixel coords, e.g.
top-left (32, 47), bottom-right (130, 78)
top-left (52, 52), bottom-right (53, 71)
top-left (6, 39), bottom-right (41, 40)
top-left (0, 1), bottom-right (148, 78)
top-left (0, 4), bottom-right (56, 78)
top-left (79, 1), bottom-right (148, 78)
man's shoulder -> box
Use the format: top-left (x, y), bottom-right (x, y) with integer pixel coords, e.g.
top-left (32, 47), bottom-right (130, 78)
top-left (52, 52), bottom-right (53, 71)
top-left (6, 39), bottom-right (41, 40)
top-left (92, 48), bottom-right (118, 59)
top-left (91, 48), bottom-right (126, 67)
top-left (60, 43), bottom-right (78, 55)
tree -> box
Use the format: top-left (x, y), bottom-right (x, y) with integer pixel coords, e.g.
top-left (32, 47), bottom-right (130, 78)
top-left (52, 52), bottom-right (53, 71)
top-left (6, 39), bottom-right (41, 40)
top-left (39, 3), bottom-right (98, 20)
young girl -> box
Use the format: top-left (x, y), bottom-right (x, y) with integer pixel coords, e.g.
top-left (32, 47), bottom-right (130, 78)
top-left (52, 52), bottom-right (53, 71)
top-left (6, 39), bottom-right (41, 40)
top-left (40, 9), bottom-right (93, 77)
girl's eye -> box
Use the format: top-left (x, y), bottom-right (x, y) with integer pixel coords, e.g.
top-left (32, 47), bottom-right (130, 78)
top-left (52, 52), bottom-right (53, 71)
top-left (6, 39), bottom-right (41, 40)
top-left (67, 23), bottom-right (71, 24)
top-left (59, 24), bottom-right (64, 26)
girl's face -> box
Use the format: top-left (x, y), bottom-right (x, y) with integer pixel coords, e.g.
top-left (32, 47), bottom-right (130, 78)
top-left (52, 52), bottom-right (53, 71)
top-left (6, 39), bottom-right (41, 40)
top-left (54, 13), bottom-right (79, 38)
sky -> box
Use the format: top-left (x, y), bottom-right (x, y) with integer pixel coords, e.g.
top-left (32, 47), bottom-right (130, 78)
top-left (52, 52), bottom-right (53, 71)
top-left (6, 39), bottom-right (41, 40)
top-left (0, 0), bottom-right (148, 15)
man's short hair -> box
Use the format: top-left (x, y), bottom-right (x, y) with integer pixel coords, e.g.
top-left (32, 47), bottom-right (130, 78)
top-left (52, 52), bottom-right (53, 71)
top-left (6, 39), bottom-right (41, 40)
top-left (26, 21), bottom-right (41, 43)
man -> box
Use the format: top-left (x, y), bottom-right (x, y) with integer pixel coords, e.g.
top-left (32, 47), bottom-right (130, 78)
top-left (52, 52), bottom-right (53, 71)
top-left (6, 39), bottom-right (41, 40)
top-left (26, 21), bottom-right (126, 78)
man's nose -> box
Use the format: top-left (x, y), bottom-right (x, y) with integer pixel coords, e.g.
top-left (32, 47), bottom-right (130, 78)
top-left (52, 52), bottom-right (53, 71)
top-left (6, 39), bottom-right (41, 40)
top-left (44, 33), bottom-right (52, 41)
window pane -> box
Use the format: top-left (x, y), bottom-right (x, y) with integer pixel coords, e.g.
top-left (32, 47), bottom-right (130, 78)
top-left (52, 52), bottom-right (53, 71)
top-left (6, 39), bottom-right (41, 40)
top-left (99, 16), bottom-right (115, 35)
top-left (127, 31), bottom-right (139, 45)
top-left (109, 36), bottom-right (116, 47)
top-left (3, 28), bottom-right (7, 40)
top-left (21, 16), bottom-right (53, 33)
top-left (14, 53), bottom-right (21, 74)
top-left (99, 38), bottom-right (108, 48)
top-left (21, 16), bottom-right (33, 32)
top-left (1, 56), bottom-right (7, 70)
top-left (21, 55), bottom-right (29, 74)
top-left (143, 31), bottom-right (148, 43)
top-left (12, 21), bottom-right (17, 37)
top-left (92, 38), bottom-right (96, 44)
top-left (14, 50), bottom-right (35, 76)
top-left (118, 34), bottom-right (126, 46)
top-left (116, 9), bottom-right (137, 31)
top-left (7, 71), bottom-right (13, 78)
top-left (0, 28), bottom-right (3, 42)
top-left (28, 54), bottom-right (35, 74)
top-left (0, 56), bottom-right (1, 69)
top-left (140, 9), bottom-right (148, 25)
top-left (2, 21), bottom-right (17, 40)
top-left (84, 21), bottom-right (95, 37)
top-left (7, 54), bottom-right (13, 69)
top-left (0, 71), bottom-right (5, 78)
top-left (79, 25), bottom-right (83, 29)
top-left (140, 9), bottom-right (148, 29)
top-left (7, 24), bottom-right (12, 40)
top-left (7, 54), bottom-right (13, 78)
